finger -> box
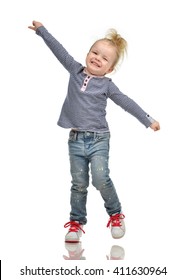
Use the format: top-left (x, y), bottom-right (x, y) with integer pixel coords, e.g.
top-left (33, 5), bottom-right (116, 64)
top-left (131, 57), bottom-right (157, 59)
top-left (28, 26), bottom-right (35, 30)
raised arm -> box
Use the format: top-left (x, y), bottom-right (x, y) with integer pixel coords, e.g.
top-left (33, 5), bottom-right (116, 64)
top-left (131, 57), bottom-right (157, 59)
top-left (28, 21), bottom-right (81, 73)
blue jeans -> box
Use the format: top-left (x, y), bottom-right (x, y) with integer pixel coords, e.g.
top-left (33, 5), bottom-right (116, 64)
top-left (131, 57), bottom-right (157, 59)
top-left (68, 130), bottom-right (121, 224)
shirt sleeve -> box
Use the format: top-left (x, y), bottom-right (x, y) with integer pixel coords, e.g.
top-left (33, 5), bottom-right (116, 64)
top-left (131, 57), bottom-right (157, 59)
top-left (107, 80), bottom-right (155, 128)
top-left (36, 26), bottom-right (82, 73)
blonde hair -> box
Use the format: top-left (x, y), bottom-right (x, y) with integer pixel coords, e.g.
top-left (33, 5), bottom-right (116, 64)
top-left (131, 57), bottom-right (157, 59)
top-left (104, 28), bottom-right (127, 68)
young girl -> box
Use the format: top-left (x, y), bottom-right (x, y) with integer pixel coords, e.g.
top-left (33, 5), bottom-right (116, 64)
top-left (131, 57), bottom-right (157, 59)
top-left (28, 21), bottom-right (160, 243)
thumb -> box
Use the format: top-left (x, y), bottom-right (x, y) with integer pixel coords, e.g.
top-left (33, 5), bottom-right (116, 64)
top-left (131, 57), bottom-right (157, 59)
top-left (28, 26), bottom-right (36, 30)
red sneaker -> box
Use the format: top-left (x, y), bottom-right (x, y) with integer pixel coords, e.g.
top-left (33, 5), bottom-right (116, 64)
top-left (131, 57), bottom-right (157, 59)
top-left (64, 221), bottom-right (85, 243)
top-left (107, 213), bottom-right (125, 239)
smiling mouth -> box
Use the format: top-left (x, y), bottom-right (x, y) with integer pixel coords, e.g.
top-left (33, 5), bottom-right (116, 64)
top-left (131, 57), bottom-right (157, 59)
top-left (91, 61), bottom-right (100, 67)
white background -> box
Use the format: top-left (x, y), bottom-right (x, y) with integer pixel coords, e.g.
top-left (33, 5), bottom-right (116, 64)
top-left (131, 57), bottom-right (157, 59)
top-left (0, 0), bottom-right (186, 279)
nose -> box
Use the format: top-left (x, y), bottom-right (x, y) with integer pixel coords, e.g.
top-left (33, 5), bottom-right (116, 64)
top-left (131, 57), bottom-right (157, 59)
top-left (94, 55), bottom-right (100, 61)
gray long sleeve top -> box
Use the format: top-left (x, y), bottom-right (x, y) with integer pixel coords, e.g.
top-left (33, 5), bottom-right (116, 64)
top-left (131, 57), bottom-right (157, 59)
top-left (36, 26), bottom-right (155, 132)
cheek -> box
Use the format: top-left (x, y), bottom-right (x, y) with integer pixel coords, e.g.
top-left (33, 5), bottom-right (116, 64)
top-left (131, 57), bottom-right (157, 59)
top-left (86, 53), bottom-right (91, 60)
top-left (105, 61), bottom-right (113, 69)
top-left (86, 55), bottom-right (91, 65)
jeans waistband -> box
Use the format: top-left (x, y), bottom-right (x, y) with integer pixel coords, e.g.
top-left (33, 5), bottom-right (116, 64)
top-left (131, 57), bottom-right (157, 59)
top-left (70, 129), bottom-right (110, 140)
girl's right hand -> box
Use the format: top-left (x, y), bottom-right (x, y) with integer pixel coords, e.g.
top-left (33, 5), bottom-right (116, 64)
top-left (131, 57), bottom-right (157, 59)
top-left (28, 20), bottom-right (43, 31)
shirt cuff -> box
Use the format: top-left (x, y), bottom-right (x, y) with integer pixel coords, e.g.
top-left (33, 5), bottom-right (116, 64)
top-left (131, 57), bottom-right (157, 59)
top-left (146, 114), bottom-right (155, 124)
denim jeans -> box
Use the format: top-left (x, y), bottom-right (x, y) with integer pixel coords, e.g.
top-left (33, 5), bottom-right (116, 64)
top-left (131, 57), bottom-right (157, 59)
top-left (68, 130), bottom-right (121, 224)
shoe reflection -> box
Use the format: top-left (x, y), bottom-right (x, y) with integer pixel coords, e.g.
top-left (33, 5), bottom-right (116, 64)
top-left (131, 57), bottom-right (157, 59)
top-left (63, 242), bottom-right (124, 260)
top-left (63, 242), bottom-right (86, 260)
top-left (106, 245), bottom-right (125, 260)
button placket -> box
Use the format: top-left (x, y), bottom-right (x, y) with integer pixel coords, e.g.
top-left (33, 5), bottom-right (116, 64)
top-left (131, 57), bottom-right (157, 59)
top-left (81, 75), bottom-right (91, 92)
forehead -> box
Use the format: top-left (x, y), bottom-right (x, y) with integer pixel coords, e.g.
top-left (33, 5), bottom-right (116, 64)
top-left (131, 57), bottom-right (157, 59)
top-left (91, 40), bottom-right (116, 56)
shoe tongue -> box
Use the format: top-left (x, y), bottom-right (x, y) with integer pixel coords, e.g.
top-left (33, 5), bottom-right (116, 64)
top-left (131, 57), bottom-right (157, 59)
top-left (70, 226), bottom-right (78, 232)
top-left (71, 226), bottom-right (77, 229)
top-left (111, 213), bottom-right (121, 225)
top-left (112, 220), bottom-right (121, 226)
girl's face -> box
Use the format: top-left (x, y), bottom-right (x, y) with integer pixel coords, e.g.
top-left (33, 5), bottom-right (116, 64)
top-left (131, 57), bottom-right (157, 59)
top-left (85, 40), bottom-right (117, 76)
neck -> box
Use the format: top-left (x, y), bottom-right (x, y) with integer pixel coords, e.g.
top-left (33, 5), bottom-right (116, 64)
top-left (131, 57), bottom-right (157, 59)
top-left (84, 67), bottom-right (104, 78)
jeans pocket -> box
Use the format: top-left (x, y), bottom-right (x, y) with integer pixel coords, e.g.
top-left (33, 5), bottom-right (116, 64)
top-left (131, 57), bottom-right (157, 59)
top-left (95, 132), bottom-right (110, 141)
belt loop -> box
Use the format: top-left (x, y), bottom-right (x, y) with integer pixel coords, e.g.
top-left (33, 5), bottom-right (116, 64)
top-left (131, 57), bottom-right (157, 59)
top-left (94, 132), bottom-right (96, 139)
top-left (74, 131), bottom-right (78, 140)
top-left (72, 130), bottom-right (78, 140)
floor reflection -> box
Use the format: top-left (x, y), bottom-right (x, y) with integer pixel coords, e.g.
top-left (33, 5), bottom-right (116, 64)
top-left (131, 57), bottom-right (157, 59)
top-left (63, 242), bottom-right (86, 260)
top-left (106, 245), bottom-right (125, 260)
top-left (63, 242), bottom-right (124, 260)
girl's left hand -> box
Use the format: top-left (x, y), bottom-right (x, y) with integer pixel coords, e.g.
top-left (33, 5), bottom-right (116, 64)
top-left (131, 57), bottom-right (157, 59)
top-left (150, 121), bottom-right (160, 131)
